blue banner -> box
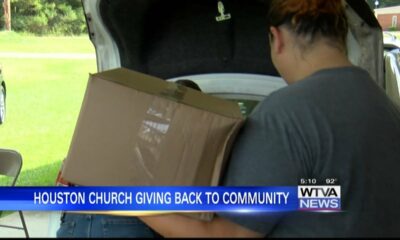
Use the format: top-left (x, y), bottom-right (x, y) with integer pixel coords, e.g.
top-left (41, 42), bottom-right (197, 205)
top-left (0, 187), bottom-right (299, 212)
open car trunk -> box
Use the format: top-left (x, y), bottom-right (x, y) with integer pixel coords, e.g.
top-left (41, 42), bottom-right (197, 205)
top-left (81, 0), bottom-right (385, 112)
top-left (82, 0), bottom-right (382, 80)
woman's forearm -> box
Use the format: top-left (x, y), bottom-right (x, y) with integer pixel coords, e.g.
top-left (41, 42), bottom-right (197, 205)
top-left (140, 214), bottom-right (210, 237)
top-left (139, 214), bottom-right (262, 238)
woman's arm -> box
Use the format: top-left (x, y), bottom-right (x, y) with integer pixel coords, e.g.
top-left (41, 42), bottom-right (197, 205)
top-left (139, 214), bottom-right (263, 238)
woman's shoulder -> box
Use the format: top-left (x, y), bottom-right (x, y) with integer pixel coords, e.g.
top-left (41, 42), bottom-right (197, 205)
top-left (257, 66), bottom-right (372, 113)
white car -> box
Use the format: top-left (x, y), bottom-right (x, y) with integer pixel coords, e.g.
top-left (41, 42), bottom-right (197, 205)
top-left (80, 0), bottom-right (392, 112)
top-left (383, 31), bottom-right (400, 51)
top-left (383, 32), bottom-right (400, 106)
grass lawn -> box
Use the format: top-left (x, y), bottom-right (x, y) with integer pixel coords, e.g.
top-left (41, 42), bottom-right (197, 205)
top-left (0, 31), bottom-right (94, 53)
top-left (0, 33), bottom-right (96, 186)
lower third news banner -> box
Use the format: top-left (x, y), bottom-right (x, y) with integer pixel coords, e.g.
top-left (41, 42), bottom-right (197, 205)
top-left (0, 186), bottom-right (341, 213)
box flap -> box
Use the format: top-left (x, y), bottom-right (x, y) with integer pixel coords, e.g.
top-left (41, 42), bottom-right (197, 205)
top-left (91, 68), bottom-right (244, 119)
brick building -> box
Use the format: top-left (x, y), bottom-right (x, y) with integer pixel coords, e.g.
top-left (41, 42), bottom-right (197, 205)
top-left (375, 6), bottom-right (400, 30)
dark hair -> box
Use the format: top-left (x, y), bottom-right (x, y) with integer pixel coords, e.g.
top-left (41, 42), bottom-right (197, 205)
top-left (175, 79), bottom-right (202, 92)
top-left (267, 0), bottom-right (348, 51)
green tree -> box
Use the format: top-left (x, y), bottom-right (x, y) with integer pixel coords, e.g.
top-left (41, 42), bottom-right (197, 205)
top-left (10, 0), bottom-right (86, 35)
top-left (46, 0), bottom-right (86, 35)
top-left (11, 0), bottom-right (48, 34)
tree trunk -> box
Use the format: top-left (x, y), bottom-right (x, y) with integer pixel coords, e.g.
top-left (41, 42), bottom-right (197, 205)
top-left (3, 0), bottom-right (11, 31)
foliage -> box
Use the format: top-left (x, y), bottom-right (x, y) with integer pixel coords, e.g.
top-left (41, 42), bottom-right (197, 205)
top-left (1, 0), bottom-right (87, 35)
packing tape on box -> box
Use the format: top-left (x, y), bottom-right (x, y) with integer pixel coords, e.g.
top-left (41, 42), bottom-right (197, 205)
top-left (133, 97), bottom-right (178, 183)
top-left (159, 82), bottom-right (187, 102)
top-left (132, 82), bottom-right (190, 183)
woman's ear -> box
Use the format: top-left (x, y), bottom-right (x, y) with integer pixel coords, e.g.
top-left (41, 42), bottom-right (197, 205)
top-left (269, 26), bottom-right (284, 54)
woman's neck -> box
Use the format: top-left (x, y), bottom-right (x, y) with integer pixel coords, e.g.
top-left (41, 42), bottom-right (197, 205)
top-left (285, 43), bottom-right (353, 84)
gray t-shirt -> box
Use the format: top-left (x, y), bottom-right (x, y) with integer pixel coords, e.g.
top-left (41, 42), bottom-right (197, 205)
top-left (218, 66), bottom-right (400, 237)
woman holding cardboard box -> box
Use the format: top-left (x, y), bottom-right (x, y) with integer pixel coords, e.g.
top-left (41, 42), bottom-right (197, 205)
top-left (138, 0), bottom-right (400, 237)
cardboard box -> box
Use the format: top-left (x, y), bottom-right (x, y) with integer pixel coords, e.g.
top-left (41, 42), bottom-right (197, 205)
top-left (61, 68), bottom-right (244, 220)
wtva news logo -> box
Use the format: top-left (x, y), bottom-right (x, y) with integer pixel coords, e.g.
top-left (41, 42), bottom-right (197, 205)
top-left (298, 185), bottom-right (341, 212)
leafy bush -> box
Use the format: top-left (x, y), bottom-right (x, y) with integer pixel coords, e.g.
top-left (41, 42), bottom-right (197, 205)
top-left (8, 0), bottom-right (87, 35)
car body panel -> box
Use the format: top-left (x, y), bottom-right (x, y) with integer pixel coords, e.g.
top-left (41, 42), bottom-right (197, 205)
top-left (383, 31), bottom-right (400, 51)
top-left (384, 49), bottom-right (400, 106)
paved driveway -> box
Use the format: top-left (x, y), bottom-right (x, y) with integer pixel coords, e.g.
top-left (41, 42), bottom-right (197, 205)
top-left (0, 211), bottom-right (60, 238)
